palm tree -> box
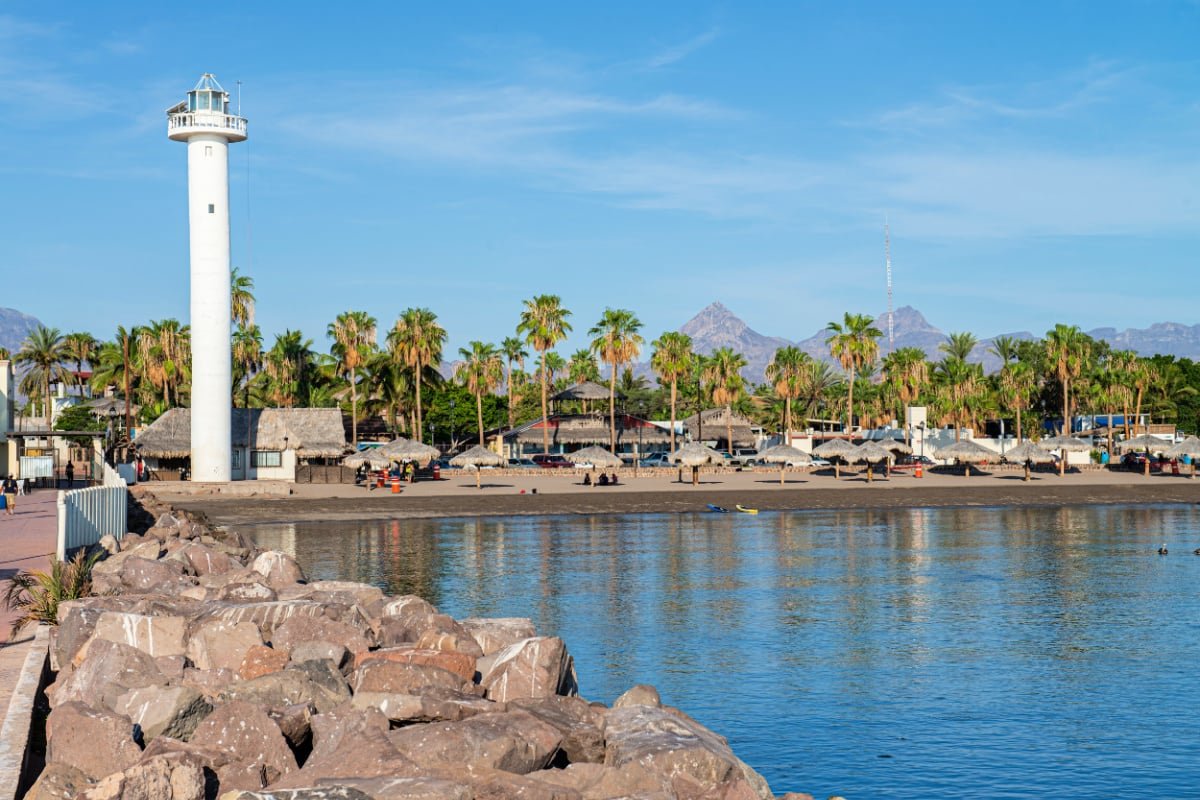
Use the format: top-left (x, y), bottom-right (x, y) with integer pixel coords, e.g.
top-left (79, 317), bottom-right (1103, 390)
top-left (263, 330), bottom-right (314, 408)
top-left (456, 341), bottom-right (505, 445)
top-left (362, 351), bottom-right (414, 436)
top-left (588, 308), bottom-right (644, 454)
top-left (825, 313), bottom-right (882, 433)
top-left (940, 331), bottom-right (978, 363)
top-left (989, 335), bottom-right (1020, 367)
top-left (934, 357), bottom-right (985, 441)
top-left (135, 320), bottom-right (190, 408)
top-left (328, 311), bottom-right (377, 446)
top-left (500, 337), bottom-right (528, 431)
top-left (1044, 324), bottom-right (1090, 435)
top-left (998, 361), bottom-right (1036, 443)
top-left (881, 346), bottom-right (928, 441)
top-left (517, 295), bottom-right (572, 455)
top-left (765, 346), bottom-right (809, 445)
top-left (702, 347), bottom-right (748, 454)
top-left (231, 324), bottom-right (263, 408)
top-left (0, 348), bottom-right (9, 361)
top-left (15, 326), bottom-right (71, 427)
top-left (62, 333), bottom-right (96, 398)
top-left (388, 308), bottom-right (446, 443)
top-left (650, 331), bottom-right (693, 454)
top-left (567, 349), bottom-right (600, 384)
top-left (231, 268), bottom-right (256, 328)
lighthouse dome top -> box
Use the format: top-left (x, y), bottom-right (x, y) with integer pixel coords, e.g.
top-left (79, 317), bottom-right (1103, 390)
top-left (167, 72), bottom-right (248, 143)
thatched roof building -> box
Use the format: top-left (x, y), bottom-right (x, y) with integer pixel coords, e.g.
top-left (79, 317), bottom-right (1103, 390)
top-left (553, 382), bottom-right (614, 402)
top-left (502, 413), bottom-right (670, 454)
top-left (135, 408), bottom-right (347, 459)
top-left (683, 408), bottom-right (756, 449)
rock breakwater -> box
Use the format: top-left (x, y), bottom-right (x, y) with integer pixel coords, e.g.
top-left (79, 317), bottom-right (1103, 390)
top-left (26, 498), bottom-right (802, 800)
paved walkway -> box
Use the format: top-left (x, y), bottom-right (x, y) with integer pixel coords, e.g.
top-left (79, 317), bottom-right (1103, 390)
top-left (0, 491), bottom-right (57, 725)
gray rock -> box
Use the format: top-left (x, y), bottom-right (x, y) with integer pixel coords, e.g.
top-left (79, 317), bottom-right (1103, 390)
top-left (77, 753), bottom-right (207, 800)
top-left (460, 617), bottom-right (538, 656)
top-left (350, 687), bottom-right (497, 724)
top-left (613, 683), bottom-right (662, 709)
top-left (187, 619), bottom-right (264, 672)
top-left (289, 641), bottom-right (349, 669)
top-left (45, 702), bottom-right (142, 781)
top-left (218, 581), bottom-right (279, 601)
top-left (113, 685), bottom-right (211, 742)
top-left (51, 638), bottom-right (167, 711)
top-left (91, 611), bottom-right (188, 658)
top-left (120, 556), bottom-right (187, 593)
top-left (387, 708), bottom-right (562, 774)
top-left (479, 636), bottom-right (578, 703)
top-left (189, 700), bottom-right (297, 786)
top-left (251, 550), bottom-right (306, 588)
top-left (269, 706), bottom-right (417, 790)
top-left (194, 600), bottom-right (332, 641)
top-left (220, 667), bottom-right (348, 714)
top-left (284, 579), bottom-right (386, 608)
top-left (176, 541), bottom-right (235, 575)
top-left (97, 534), bottom-right (122, 555)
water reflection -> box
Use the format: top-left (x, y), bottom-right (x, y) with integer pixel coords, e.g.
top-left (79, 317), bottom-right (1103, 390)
top-left (243, 504), bottom-right (1200, 799)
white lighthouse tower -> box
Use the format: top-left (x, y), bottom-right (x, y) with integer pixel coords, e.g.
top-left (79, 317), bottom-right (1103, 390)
top-left (167, 74), bottom-right (247, 482)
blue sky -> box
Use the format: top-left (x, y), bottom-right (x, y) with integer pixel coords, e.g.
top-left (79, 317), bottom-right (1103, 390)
top-left (2, 1), bottom-right (1198, 356)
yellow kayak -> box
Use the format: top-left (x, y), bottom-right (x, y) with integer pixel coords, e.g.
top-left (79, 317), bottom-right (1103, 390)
top-left (735, 504), bottom-right (758, 515)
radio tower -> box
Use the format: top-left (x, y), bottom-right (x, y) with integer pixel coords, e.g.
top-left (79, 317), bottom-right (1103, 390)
top-left (885, 218), bottom-right (894, 352)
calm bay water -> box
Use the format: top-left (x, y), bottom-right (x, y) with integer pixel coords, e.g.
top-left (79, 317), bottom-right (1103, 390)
top-left (243, 504), bottom-right (1200, 798)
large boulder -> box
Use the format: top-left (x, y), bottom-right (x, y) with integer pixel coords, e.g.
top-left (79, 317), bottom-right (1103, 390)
top-left (23, 762), bottom-right (94, 800)
top-left (532, 761), bottom-right (667, 799)
top-left (120, 557), bottom-right (189, 593)
top-left (354, 647), bottom-right (476, 683)
top-left (479, 637), bottom-right (578, 703)
top-left (51, 639), bottom-right (166, 711)
top-left (603, 705), bottom-right (773, 800)
top-left (318, 776), bottom-right (472, 799)
top-left (414, 628), bottom-right (484, 658)
top-left (77, 753), bottom-right (207, 800)
top-left (176, 541), bottom-right (236, 576)
top-left (91, 612), bottom-right (188, 658)
top-left (460, 617), bottom-right (537, 656)
top-left (45, 702), bottom-right (143, 781)
top-left (351, 687), bottom-right (496, 724)
top-left (251, 551), bottom-right (306, 588)
top-left (189, 701), bottom-right (297, 787)
top-left (113, 685), bottom-right (212, 742)
top-left (220, 667), bottom-right (349, 714)
top-left (268, 706), bottom-right (418, 790)
top-left (269, 615), bottom-right (372, 658)
top-left (387, 709), bottom-right (562, 774)
top-left (506, 695), bottom-right (606, 764)
top-left (196, 601), bottom-right (337, 641)
top-left (238, 645), bottom-right (290, 681)
top-left (351, 660), bottom-right (471, 696)
top-left (187, 619), bottom-right (265, 672)
top-left (282, 580), bottom-right (386, 608)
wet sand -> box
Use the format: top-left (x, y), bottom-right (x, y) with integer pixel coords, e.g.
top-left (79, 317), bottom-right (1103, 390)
top-left (156, 468), bottom-right (1200, 527)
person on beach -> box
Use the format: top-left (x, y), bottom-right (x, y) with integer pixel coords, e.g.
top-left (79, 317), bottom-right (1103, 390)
top-left (2, 475), bottom-right (17, 516)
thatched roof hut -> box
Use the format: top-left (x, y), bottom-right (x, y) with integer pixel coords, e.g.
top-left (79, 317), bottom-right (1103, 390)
top-left (450, 445), bottom-right (506, 489)
top-left (135, 408), bottom-right (347, 459)
top-left (757, 444), bottom-right (811, 485)
top-left (378, 438), bottom-right (440, 463)
top-left (570, 446), bottom-right (623, 469)
top-left (553, 382), bottom-right (614, 402)
top-left (933, 439), bottom-right (997, 476)
top-left (1116, 434), bottom-right (1173, 453)
top-left (1167, 436), bottom-right (1200, 479)
top-left (342, 450), bottom-right (391, 470)
top-left (670, 442), bottom-right (723, 486)
top-left (506, 413), bottom-right (670, 450)
top-left (683, 408), bottom-right (755, 450)
top-left (1003, 441), bottom-right (1053, 481)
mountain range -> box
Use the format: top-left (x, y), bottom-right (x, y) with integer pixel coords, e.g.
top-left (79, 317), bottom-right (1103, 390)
top-left (0, 307), bottom-right (42, 357)
top-left (668, 302), bottom-right (1200, 384)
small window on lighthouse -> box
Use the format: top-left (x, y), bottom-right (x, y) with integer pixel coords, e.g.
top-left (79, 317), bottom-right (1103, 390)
top-left (205, 145), bottom-right (213, 156)
top-left (208, 204), bottom-right (215, 214)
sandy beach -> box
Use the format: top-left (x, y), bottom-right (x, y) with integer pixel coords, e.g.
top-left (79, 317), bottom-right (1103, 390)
top-left (149, 466), bottom-right (1200, 527)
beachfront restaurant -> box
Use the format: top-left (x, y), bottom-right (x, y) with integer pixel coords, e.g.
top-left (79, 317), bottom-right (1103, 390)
top-left (683, 407), bottom-right (758, 452)
top-left (134, 407), bottom-right (347, 481)
top-left (498, 412), bottom-right (672, 462)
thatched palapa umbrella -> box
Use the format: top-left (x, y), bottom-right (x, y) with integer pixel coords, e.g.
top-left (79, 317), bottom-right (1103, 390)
top-left (933, 439), bottom-right (996, 477)
top-left (670, 442), bottom-right (723, 486)
top-left (757, 444), bottom-right (812, 485)
top-left (1041, 435), bottom-right (1091, 476)
top-left (1117, 434), bottom-right (1173, 478)
top-left (850, 441), bottom-right (893, 482)
top-left (813, 439), bottom-right (859, 479)
top-left (379, 438), bottom-right (441, 463)
top-left (450, 445), bottom-right (506, 489)
top-left (342, 449), bottom-right (391, 470)
top-left (1167, 436), bottom-right (1200, 479)
top-left (570, 445), bottom-right (623, 484)
top-left (882, 439), bottom-right (912, 455)
top-left (1003, 441), bottom-right (1053, 482)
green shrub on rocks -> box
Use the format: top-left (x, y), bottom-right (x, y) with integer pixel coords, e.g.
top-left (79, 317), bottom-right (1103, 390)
top-left (2, 550), bottom-right (99, 639)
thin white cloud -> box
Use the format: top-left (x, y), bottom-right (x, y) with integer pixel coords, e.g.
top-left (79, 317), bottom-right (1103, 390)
top-left (645, 29), bottom-right (720, 69)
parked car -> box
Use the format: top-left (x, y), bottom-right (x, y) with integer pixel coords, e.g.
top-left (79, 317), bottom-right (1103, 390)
top-left (432, 458), bottom-right (459, 471)
top-left (729, 449), bottom-right (759, 467)
top-left (892, 455), bottom-right (936, 471)
top-left (532, 454), bottom-right (574, 469)
top-left (508, 458), bottom-right (539, 468)
top-left (809, 457), bottom-right (832, 468)
top-left (639, 452), bottom-right (673, 468)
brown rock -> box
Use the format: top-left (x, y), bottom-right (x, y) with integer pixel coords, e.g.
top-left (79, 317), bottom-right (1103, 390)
top-left (506, 695), bottom-right (606, 764)
top-left (196, 600), bottom-right (332, 641)
top-left (190, 700), bottom-right (297, 786)
top-left (121, 556), bottom-right (188, 593)
top-left (251, 550), bottom-right (306, 588)
top-left (113, 685), bottom-right (212, 741)
top-left (375, 595), bottom-right (438, 619)
top-left (221, 789), bottom-right (372, 799)
top-left (285, 579), bottom-right (386, 608)
top-left (533, 762), bottom-right (666, 798)
top-left (52, 639), bottom-right (167, 711)
top-left (45, 702), bottom-right (142, 781)
top-left (355, 647), bottom-right (476, 683)
top-left (91, 611), bottom-right (188, 658)
top-left (188, 619), bottom-right (265, 672)
top-left (317, 776), bottom-right (472, 799)
top-left (351, 660), bottom-right (471, 696)
top-left (351, 687), bottom-right (497, 723)
top-left (238, 645), bottom-right (290, 680)
top-left (177, 541), bottom-right (235, 575)
top-left (269, 706), bottom-right (418, 790)
top-left (479, 637), bottom-right (578, 703)
top-left (78, 754), bottom-right (206, 800)
top-left (376, 612), bottom-right (468, 648)
top-left (388, 709), bottom-right (562, 774)
top-left (23, 762), bottom-right (94, 800)
top-left (613, 683), bottom-right (662, 709)
top-left (289, 641), bottom-right (349, 668)
top-left (269, 703), bottom-right (314, 750)
top-left (270, 615), bottom-right (371, 657)
top-left (53, 602), bottom-right (109, 671)
top-left (460, 617), bottom-right (537, 656)
top-left (218, 582), bottom-right (279, 601)
top-left (415, 628), bottom-right (484, 658)
top-left (222, 667), bottom-right (349, 714)
top-left (427, 764), bottom-right (584, 800)
top-left (180, 667), bottom-right (238, 700)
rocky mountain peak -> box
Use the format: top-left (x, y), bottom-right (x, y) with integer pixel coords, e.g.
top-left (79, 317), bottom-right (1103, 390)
top-left (680, 302), bottom-right (750, 339)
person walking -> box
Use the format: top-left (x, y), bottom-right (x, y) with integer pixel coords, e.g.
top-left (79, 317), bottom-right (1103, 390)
top-left (65, 460), bottom-right (75, 487)
top-left (2, 475), bottom-right (17, 516)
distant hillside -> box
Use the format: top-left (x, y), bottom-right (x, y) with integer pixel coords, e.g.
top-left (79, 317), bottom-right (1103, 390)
top-left (0, 307), bottom-right (41, 355)
top-left (679, 302), bottom-right (793, 381)
top-left (1088, 322), bottom-right (1200, 359)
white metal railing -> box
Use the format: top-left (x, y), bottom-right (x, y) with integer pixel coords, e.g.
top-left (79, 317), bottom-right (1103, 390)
top-left (167, 112), bottom-right (247, 136)
top-left (56, 464), bottom-right (127, 560)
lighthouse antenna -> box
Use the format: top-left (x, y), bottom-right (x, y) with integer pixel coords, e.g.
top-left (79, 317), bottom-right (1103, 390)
top-left (885, 216), bottom-right (894, 352)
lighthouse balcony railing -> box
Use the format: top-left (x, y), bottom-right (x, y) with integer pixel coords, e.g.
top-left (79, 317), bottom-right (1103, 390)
top-left (167, 112), bottom-right (247, 136)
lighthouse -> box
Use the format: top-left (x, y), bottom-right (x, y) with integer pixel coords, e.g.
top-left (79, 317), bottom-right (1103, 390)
top-left (167, 74), bottom-right (247, 482)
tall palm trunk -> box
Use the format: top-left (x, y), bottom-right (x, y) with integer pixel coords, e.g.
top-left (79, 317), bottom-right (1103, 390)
top-left (846, 366), bottom-right (855, 432)
top-left (540, 355), bottom-right (550, 455)
top-left (1062, 380), bottom-right (1069, 436)
top-left (1122, 398), bottom-right (1131, 439)
top-left (668, 379), bottom-right (677, 453)
top-left (726, 405), bottom-right (733, 457)
top-left (784, 396), bottom-right (792, 446)
top-left (506, 365), bottom-right (514, 430)
top-left (350, 371), bottom-right (358, 446)
top-left (414, 357), bottom-right (424, 442)
top-left (608, 363), bottom-right (617, 454)
top-left (476, 392), bottom-right (485, 446)
top-left (43, 375), bottom-right (51, 427)
top-left (122, 336), bottom-right (132, 438)
top-left (1016, 406), bottom-right (1023, 444)
top-left (1134, 388), bottom-right (1144, 435)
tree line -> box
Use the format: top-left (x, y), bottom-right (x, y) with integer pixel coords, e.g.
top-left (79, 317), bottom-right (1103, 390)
top-left (5, 276), bottom-right (1198, 453)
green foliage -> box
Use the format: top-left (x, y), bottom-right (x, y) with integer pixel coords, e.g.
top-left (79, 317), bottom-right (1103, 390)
top-left (53, 404), bottom-right (106, 446)
top-left (423, 382), bottom-right (506, 447)
top-left (2, 550), bottom-right (99, 639)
